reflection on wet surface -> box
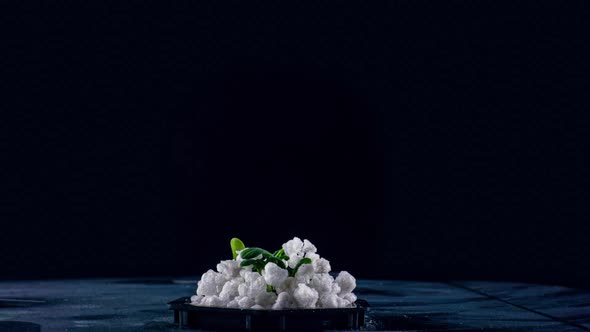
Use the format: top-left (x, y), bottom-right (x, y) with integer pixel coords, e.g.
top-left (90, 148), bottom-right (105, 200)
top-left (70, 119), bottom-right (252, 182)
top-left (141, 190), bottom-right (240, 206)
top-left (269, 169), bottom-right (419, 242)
top-left (113, 279), bottom-right (179, 285)
top-left (0, 298), bottom-right (46, 308)
top-left (0, 278), bottom-right (588, 331)
top-left (70, 314), bottom-right (126, 320)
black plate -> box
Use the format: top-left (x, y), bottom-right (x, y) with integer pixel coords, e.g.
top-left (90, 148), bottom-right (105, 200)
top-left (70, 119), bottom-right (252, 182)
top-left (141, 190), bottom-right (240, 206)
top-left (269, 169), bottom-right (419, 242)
top-left (168, 297), bottom-right (368, 331)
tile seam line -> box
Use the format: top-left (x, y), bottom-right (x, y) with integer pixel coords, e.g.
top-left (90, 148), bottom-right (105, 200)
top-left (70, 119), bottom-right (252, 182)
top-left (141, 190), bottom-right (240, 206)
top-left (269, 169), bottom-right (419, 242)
top-left (447, 281), bottom-right (590, 331)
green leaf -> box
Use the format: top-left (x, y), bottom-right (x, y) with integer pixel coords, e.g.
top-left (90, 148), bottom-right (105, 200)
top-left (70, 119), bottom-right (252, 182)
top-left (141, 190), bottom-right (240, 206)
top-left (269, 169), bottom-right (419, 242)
top-left (273, 248), bottom-right (285, 257)
top-left (230, 238), bottom-right (246, 260)
top-left (240, 248), bottom-right (263, 259)
top-left (259, 248), bottom-right (273, 257)
top-left (241, 247), bottom-right (274, 259)
top-left (263, 254), bottom-right (286, 269)
top-left (253, 260), bottom-right (267, 274)
top-left (291, 258), bottom-right (312, 277)
top-left (297, 257), bottom-right (312, 267)
top-left (240, 259), bottom-right (256, 267)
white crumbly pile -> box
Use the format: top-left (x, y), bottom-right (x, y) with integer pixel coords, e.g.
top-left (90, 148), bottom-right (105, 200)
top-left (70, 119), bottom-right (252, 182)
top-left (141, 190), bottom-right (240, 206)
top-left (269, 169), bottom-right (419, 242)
top-left (190, 237), bottom-right (357, 309)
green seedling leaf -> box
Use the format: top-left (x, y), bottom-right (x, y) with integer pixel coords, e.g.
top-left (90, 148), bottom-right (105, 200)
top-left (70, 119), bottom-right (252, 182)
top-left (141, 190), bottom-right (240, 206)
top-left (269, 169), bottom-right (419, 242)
top-left (241, 247), bottom-right (274, 259)
top-left (230, 238), bottom-right (246, 260)
top-left (239, 248), bottom-right (253, 257)
top-left (262, 252), bottom-right (285, 269)
top-left (297, 257), bottom-right (312, 267)
top-left (240, 248), bottom-right (264, 259)
top-left (273, 248), bottom-right (285, 257)
top-left (253, 260), bottom-right (267, 274)
top-left (240, 259), bottom-right (256, 267)
top-left (263, 254), bottom-right (286, 269)
top-left (259, 248), bottom-right (273, 257)
top-left (291, 258), bottom-right (312, 277)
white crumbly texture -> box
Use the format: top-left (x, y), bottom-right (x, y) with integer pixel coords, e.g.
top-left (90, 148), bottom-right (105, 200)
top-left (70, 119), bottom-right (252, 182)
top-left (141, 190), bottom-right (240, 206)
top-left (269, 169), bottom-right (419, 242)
top-left (190, 237), bottom-right (356, 309)
top-left (262, 262), bottom-right (288, 288)
top-left (293, 283), bottom-right (319, 308)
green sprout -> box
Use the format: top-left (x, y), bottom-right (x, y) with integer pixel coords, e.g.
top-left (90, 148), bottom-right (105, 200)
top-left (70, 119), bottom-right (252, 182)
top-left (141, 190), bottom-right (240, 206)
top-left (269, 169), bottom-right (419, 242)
top-left (230, 238), bottom-right (313, 278)
top-left (230, 238), bottom-right (246, 259)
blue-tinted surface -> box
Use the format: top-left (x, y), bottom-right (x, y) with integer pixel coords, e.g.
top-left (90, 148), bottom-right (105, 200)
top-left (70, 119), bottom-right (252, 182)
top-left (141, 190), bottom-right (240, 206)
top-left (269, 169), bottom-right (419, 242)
top-left (0, 278), bottom-right (588, 331)
top-left (459, 281), bottom-right (590, 330)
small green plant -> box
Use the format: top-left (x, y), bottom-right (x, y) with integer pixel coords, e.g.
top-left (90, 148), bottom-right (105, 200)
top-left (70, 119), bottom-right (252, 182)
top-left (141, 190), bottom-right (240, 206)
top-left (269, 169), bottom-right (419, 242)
top-left (230, 238), bottom-right (245, 259)
top-left (230, 238), bottom-right (312, 277)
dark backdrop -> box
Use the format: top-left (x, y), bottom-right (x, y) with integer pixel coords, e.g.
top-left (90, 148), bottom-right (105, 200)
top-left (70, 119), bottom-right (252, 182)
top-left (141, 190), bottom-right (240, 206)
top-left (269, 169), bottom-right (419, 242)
top-left (2, 3), bottom-right (588, 287)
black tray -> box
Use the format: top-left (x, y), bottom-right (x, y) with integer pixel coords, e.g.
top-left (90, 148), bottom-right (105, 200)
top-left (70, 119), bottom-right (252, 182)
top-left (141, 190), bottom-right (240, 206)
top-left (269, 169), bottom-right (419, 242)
top-left (168, 297), bottom-right (368, 331)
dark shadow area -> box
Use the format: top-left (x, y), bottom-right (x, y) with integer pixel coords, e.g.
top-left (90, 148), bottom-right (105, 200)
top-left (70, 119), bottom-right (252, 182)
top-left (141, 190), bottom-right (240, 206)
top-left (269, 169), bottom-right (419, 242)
top-left (366, 311), bottom-right (511, 331)
top-left (0, 322), bottom-right (41, 332)
top-left (171, 63), bottom-right (383, 278)
top-left (2, 3), bottom-right (587, 288)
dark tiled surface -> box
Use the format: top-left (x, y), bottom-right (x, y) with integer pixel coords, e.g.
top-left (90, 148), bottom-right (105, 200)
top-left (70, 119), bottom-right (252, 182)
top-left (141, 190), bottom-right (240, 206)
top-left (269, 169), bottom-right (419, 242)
top-left (0, 278), bottom-right (588, 331)
top-left (359, 280), bottom-right (579, 332)
top-left (459, 281), bottom-right (590, 330)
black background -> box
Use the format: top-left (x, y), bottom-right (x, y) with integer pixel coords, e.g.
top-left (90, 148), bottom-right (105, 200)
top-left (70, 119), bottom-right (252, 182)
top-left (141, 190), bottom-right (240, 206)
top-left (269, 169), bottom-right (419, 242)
top-left (2, 3), bottom-right (588, 287)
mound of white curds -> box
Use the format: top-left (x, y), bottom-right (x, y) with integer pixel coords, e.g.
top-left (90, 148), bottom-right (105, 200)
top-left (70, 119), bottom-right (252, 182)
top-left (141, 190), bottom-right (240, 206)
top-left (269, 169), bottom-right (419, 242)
top-left (190, 237), bottom-right (357, 309)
